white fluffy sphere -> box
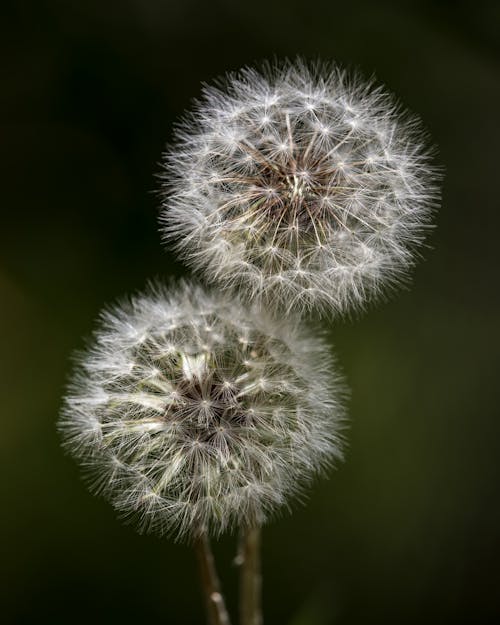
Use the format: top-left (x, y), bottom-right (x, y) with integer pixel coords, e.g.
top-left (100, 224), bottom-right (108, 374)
top-left (160, 59), bottom-right (440, 316)
top-left (59, 282), bottom-right (345, 540)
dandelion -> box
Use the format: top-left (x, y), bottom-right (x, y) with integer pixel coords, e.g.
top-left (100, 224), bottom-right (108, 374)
top-left (59, 281), bottom-right (345, 542)
top-left (160, 59), bottom-right (440, 316)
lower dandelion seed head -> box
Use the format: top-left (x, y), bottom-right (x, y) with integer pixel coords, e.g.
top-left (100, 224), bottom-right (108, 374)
top-left (160, 58), bottom-right (441, 317)
top-left (59, 282), bottom-right (346, 541)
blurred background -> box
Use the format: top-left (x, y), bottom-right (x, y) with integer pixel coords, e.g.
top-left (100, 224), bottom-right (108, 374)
top-left (1, 1), bottom-right (499, 623)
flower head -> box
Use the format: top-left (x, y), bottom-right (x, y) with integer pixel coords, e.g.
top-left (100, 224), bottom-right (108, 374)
top-left (59, 282), bottom-right (345, 541)
top-left (160, 59), bottom-right (440, 316)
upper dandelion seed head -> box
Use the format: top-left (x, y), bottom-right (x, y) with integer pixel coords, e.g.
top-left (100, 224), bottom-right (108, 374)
top-left (160, 59), bottom-right (440, 317)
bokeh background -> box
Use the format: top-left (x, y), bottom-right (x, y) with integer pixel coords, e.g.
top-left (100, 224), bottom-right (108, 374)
top-left (2, 1), bottom-right (499, 623)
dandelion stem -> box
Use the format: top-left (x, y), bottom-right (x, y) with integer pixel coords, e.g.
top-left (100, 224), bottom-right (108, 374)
top-left (195, 532), bottom-right (232, 625)
top-left (239, 525), bottom-right (263, 625)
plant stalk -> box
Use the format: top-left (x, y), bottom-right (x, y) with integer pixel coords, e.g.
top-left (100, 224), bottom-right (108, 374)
top-left (239, 525), bottom-right (263, 625)
top-left (195, 532), bottom-right (232, 625)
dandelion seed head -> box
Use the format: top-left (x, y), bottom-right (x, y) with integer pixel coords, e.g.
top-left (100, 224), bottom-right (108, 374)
top-left (160, 59), bottom-right (440, 316)
top-left (59, 282), bottom-right (345, 541)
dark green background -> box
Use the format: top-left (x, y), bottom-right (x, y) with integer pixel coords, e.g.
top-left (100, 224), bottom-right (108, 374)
top-left (2, 1), bottom-right (499, 623)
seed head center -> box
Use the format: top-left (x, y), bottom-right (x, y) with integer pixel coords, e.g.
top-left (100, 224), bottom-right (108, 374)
top-left (285, 173), bottom-right (308, 201)
top-left (167, 371), bottom-right (249, 436)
